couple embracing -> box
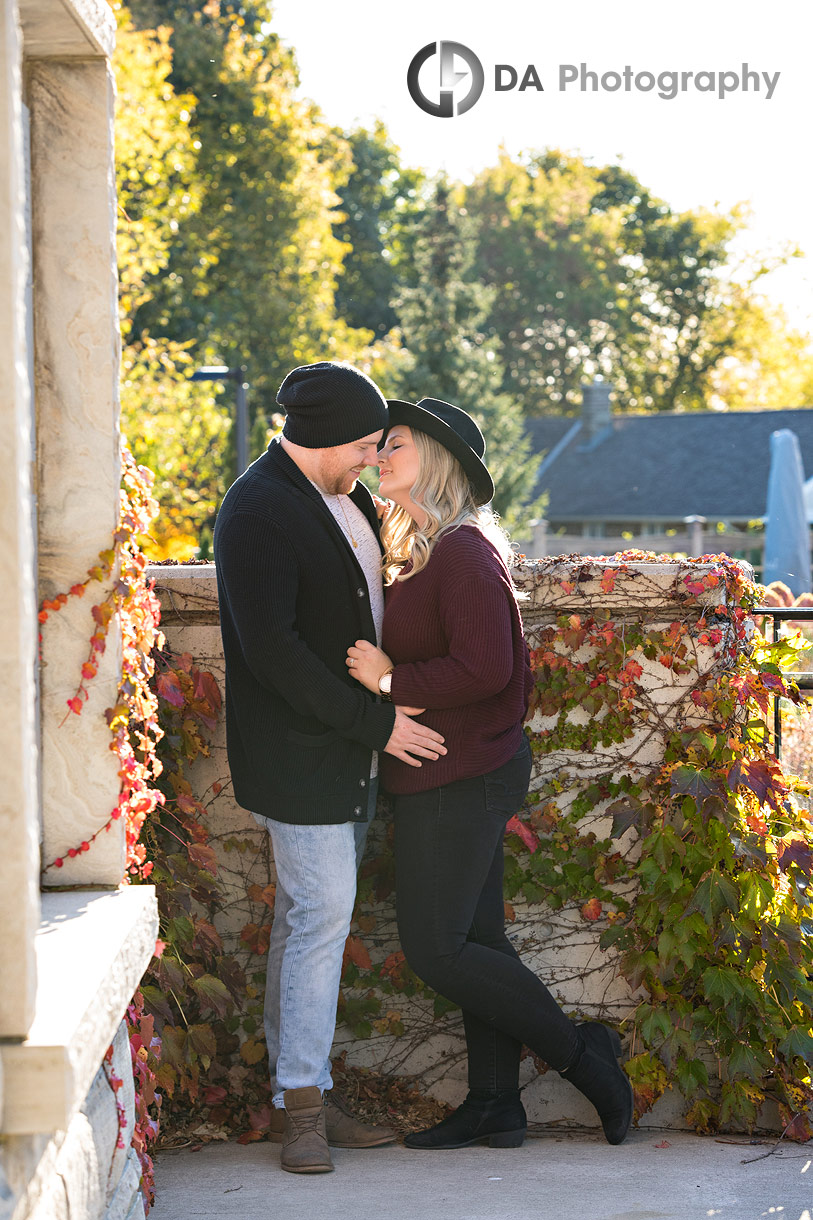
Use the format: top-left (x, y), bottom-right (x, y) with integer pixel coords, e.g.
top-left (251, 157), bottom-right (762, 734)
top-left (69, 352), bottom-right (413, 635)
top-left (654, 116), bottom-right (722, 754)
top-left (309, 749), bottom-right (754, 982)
top-left (213, 362), bottom-right (632, 1175)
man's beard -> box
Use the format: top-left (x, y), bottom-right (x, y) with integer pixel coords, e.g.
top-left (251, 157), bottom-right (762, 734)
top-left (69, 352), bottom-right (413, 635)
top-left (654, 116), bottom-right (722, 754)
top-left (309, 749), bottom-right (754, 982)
top-left (327, 470), bottom-right (358, 495)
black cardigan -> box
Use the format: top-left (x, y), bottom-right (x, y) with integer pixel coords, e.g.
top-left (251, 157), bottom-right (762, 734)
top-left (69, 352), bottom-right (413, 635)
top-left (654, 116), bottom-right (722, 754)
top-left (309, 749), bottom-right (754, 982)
top-left (213, 439), bottom-right (396, 823)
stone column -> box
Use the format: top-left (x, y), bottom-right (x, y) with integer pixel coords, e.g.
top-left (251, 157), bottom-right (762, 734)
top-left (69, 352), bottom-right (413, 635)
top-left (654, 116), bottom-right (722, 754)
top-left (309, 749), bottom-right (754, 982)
top-left (0, 0), bottom-right (40, 1038)
top-left (27, 57), bottom-right (123, 885)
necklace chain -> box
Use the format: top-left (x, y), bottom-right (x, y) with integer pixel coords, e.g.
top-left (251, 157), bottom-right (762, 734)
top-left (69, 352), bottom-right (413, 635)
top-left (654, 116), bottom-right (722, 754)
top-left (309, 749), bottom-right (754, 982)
top-left (336, 495), bottom-right (358, 548)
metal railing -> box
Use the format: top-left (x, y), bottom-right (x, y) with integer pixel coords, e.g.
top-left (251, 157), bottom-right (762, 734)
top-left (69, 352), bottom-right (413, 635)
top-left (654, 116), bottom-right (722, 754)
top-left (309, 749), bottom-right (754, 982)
top-left (753, 606), bottom-right (813, 758)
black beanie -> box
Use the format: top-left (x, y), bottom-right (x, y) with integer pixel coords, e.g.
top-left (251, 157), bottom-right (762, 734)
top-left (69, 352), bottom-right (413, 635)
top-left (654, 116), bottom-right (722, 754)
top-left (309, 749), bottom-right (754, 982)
top-left (278, 362), bottom-right (388, 448)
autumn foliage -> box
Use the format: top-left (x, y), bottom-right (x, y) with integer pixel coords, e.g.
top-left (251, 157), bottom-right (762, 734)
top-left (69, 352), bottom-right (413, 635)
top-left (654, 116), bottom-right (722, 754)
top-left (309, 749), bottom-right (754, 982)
top-left (506, 554), bottom-right (813, 1135)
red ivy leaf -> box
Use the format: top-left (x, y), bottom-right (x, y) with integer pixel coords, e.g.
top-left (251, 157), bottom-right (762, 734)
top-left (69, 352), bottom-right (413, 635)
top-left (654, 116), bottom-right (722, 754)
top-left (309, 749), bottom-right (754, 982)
top-left (240, 923), bottom-right (271, 955)
top-left (728, 759), bottom-right (787, 811)
top-left (156, 671), bottom-right (185, 708)
top-left (247, 883), bottom-right (277, 909)
top-left (193, 919), bottom-right (224, 956)
top-left (343, 934), bottom-right (372, 971)
top-left (188, 842), bottom-right (218, 875)
top-left (505, 815), bottom-right (539, 853)
top-left (777, 839), bottom-right (813, 876)
top-left (195, 669), bottom-right (222, 711)
top-left (380, 950), bottom-right (406, 981)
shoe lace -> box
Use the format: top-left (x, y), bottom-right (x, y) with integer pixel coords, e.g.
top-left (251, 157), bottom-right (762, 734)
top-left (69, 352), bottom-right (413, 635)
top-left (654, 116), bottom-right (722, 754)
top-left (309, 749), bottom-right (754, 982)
top-left (290, 1107), bottom-right (323, 1136)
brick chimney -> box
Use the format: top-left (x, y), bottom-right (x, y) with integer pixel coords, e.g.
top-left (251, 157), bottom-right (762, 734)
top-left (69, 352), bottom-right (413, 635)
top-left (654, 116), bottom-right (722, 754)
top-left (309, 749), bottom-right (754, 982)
top-left (580, 379), bottom-right (612, 446)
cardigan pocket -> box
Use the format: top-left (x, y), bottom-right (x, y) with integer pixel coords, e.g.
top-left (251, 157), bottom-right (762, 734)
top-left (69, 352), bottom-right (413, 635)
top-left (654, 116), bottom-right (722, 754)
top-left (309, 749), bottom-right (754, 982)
top-left (285, 727), bottom-right (339, 748)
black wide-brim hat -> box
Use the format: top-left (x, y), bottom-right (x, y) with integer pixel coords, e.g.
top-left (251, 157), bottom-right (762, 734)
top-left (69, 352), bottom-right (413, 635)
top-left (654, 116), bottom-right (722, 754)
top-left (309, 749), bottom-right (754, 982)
top-left (385, 397), bottom-right (495, 506)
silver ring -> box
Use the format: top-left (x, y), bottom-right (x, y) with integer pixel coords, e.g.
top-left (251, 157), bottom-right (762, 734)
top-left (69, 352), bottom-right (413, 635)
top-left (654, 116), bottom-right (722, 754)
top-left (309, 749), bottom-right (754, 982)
top-left (349, 658), bottom-right (355, 667)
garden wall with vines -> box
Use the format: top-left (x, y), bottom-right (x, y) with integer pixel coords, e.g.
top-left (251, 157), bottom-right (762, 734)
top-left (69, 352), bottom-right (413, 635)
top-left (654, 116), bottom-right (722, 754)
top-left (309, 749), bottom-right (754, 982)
top-left (139, 552), bottom-right (813, 1150)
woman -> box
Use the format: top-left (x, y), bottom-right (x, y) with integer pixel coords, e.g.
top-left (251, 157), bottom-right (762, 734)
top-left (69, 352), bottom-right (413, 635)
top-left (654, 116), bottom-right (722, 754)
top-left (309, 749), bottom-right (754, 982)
top-left (346, 397), bottom-right (633, 1150)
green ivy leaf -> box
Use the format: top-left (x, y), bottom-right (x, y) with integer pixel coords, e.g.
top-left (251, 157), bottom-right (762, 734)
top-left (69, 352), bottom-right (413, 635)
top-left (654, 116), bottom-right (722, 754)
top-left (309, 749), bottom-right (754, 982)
top-left (670, 766), bottom-right (720, 801)
top-left (608, 799), bottom-right (641, 838)
top-left (701, 965), bottom-right (741, 1007)
top-left (728, 1042), bottom-right (769, 1082)
top-left (166, 914), bottom-right (195, 948)
top-left (187, 1023), bottom-right (217, 1069)
top-left (433, 994), bottom-right (458, 1019)
top-left (599, 924), bottom-right (631, 950)
top-left (688, 870), bottom-right (739, 923)
top-left (190, 974), bottom-right (233, 1018)
top-left (778, 1026), bottom-right (813, 1060)
top-left (675, 1055), bottom-right (709, 1093)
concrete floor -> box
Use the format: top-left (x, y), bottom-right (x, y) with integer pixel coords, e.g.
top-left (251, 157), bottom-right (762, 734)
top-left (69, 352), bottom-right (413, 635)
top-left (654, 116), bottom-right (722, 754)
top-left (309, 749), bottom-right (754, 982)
top-left (150, 1129), bottom-right (812, 1220)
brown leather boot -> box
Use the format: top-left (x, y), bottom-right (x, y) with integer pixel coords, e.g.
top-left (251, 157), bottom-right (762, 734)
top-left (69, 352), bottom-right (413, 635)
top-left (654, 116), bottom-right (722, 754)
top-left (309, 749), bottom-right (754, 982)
top-left (270, 1091), bottom-right (396, 1148)
top-left (324, 1091), bottom-right (396, 1148)
top-left (280, 1087), bottom-right (333, 1174)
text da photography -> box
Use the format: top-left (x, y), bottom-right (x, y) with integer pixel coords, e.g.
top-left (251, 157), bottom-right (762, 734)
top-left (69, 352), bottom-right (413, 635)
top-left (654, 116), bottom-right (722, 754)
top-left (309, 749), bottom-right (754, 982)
top-left (407, 42), bottom-right (780, 115)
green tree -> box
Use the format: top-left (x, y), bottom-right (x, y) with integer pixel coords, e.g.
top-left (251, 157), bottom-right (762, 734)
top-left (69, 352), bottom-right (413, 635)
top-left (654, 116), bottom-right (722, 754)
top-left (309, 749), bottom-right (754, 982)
top-left (590, 164), bottom-right (750, 411)
top-left (120, 340), bottom-right (232, 559)
top-left (115, 5), bottom-right (230, 559)
top-left (463, 150), bottom-right (624, 413)
top-left (126, 0), bottom-right (370, 423)
top-left (464, 150), bottom-right (798, 414)
top-left (333, 122), bottom-right (426, 337)
top-left (114, 3), bottom-right (199, 339)
top-left (387, 179), bottom-right (543, 537)
top-left (708, 297), bottom-right (813, 410)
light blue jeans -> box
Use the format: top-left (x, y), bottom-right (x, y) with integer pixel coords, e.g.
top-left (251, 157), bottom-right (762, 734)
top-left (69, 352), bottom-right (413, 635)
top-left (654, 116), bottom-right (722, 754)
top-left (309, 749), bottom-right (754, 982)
top-left (258, 780), bottom-right (377, 1107)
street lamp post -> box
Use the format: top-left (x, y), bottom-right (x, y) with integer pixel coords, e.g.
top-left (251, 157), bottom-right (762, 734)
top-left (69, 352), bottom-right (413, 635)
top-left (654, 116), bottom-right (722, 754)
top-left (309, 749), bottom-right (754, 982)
top-left (190, 365), bottom-right (249, 477)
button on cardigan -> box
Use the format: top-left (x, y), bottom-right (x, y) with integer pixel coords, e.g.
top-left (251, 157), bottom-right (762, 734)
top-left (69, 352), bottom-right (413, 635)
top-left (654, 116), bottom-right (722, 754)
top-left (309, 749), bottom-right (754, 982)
top-left (213, 440), bottom-right (396, 824)
top-left (381, 524), bottom-right (533, 796)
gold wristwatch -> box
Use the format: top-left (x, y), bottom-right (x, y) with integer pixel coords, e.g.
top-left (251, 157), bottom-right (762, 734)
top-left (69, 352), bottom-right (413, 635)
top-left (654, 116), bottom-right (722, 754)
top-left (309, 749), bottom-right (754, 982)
top-left (378, 668), bottom-right (393, 702)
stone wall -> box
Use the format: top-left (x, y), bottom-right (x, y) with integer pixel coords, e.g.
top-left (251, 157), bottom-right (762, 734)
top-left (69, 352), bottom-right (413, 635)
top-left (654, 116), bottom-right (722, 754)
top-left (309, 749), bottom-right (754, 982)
top-left (151, 559), bottom-right (747, 1132)
top-left (4, 1023), bottom-right (143, 1220)
top-left (0, 4), bottom-right (158, 1219)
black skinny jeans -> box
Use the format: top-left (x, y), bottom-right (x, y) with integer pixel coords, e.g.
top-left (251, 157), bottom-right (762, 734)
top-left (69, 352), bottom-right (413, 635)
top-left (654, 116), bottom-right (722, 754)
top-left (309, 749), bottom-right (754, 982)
top-left (394, 735), bottom-right (579, 1091)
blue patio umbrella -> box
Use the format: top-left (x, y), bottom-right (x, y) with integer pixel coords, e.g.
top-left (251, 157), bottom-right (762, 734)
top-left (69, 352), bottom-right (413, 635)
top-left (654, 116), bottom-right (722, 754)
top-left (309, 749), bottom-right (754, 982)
top-left (763, 428), bottom-right (811, 596)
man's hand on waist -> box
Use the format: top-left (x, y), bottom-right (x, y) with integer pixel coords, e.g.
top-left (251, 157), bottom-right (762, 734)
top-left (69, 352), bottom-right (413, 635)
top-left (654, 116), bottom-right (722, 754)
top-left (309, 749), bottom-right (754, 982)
top-left (384, 708), bottom-right (446, 768)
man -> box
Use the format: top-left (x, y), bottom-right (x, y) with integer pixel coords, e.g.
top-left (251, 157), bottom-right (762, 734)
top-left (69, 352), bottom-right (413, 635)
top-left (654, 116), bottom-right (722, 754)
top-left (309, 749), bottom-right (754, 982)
top-left (214, 361), bottom-right (445, 1174)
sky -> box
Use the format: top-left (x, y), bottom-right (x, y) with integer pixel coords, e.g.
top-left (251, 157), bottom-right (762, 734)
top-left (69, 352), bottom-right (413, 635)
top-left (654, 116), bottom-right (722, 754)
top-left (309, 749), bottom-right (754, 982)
top-left (269, 0), bottom-right (812, 331)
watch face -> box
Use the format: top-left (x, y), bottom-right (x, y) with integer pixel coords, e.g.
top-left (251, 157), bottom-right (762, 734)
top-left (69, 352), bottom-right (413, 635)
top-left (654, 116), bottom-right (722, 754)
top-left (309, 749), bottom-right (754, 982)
top-left (379, 672), bottom-right (393, 695)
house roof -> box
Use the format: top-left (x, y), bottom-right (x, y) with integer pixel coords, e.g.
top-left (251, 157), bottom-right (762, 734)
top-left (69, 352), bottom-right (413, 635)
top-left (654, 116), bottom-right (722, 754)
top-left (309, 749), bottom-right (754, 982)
top-left (527, 408), bottom-right (813, 523)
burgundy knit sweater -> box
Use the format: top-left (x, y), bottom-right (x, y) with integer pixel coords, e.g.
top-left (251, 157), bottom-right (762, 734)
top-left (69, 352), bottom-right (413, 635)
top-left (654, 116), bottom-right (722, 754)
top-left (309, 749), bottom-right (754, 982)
top-left (382, 524), bottom-right (533, 795)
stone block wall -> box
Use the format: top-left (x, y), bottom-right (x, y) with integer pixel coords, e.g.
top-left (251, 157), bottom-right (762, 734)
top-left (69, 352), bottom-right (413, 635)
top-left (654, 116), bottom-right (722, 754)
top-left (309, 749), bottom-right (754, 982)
top-left (0, 5), bottom-right (158, 1219)
top-left (3, 1024), bottom-right (143, 1220)
top-left (150, 559), bottom-right (744, 1131)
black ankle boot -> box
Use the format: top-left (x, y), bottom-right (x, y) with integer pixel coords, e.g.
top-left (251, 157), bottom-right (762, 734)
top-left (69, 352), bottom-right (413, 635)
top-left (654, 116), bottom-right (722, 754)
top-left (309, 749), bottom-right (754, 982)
top-left (404, 1090), bottom-right (527, 1150)
top-left (559, 1022), bottom-right (634, 1145)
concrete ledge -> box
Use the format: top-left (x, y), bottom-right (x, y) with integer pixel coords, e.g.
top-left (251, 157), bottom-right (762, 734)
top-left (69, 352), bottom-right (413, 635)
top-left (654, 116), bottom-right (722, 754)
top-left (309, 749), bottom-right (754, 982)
top-left (150, 564), bottom-right (220, 627)
top-left (19, 0), bottom-right (115, 59)
top-left (0, 886), bottom-right (158, 1134)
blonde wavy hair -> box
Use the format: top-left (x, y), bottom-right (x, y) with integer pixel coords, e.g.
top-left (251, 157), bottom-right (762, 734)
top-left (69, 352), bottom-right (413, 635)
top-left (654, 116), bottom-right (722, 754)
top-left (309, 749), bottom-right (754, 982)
top-left (381, 429), bottom-right (512, 585)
